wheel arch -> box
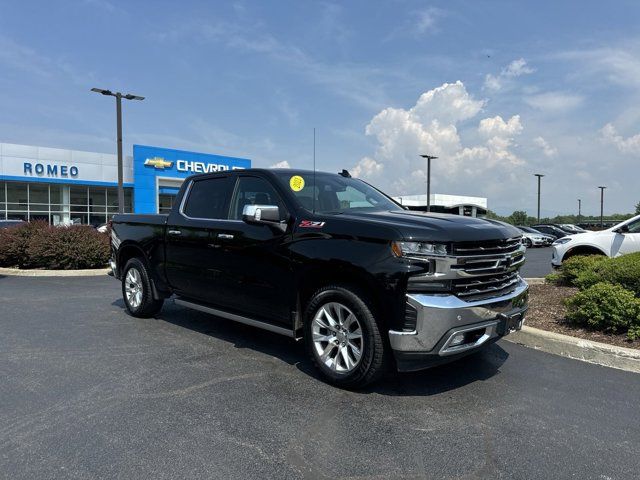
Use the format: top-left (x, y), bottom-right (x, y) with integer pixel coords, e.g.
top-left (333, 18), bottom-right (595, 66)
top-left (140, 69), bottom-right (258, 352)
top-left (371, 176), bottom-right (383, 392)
top-left (295, 264), bottom-right (391, 330)
top-left (116, 242), bottom-right (149, 278)
top-left (562, 244), bottom-right (608, 262)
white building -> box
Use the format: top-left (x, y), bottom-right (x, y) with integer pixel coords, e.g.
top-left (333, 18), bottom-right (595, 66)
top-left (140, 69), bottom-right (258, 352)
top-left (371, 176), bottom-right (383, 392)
top-left (0, 142), bottom-right (249, 225)
top-left (393, 193), bottom-right (488, 217)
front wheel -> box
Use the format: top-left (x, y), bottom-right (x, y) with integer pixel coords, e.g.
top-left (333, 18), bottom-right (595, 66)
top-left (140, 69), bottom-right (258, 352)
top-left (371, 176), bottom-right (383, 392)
top-left (304, 285), bottom-right (389, 388)
top-left (122, 258), bottom-right (164, 318)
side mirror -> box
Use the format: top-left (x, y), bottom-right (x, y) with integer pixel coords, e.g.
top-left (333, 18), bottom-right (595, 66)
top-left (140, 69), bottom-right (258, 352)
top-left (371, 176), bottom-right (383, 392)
top-left (242, 204), bottom-right (285, 231)
top-left (615, 224), bottom-right (630, 234)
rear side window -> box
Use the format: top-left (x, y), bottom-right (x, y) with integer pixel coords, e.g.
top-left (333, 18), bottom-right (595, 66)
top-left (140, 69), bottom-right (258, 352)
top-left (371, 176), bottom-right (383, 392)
top-left (182, 176), bottom-right (233, 219)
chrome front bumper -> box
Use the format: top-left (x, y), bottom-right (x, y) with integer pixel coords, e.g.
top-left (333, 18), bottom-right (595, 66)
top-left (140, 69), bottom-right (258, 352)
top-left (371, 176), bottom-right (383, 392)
top-left (389, 279), bottom-right (528, 368)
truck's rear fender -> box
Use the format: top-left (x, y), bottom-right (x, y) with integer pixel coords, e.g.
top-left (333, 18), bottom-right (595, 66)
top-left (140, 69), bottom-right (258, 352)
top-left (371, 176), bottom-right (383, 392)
top-left (115, 241), bottom-right (171, 297)
top-left (111, 219), bottom-right (171, 297)
top-left (289, 237), bottom-right (409, 332)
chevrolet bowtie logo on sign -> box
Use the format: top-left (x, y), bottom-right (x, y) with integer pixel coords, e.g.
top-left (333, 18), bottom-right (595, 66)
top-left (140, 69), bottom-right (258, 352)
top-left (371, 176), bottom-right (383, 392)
top-left (144, 157), bottom-right (173, 170)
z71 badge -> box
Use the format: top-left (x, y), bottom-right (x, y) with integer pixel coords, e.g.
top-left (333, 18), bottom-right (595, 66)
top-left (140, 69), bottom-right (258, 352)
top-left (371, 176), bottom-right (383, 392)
top-left (299, 220), bottom-right (326, 228)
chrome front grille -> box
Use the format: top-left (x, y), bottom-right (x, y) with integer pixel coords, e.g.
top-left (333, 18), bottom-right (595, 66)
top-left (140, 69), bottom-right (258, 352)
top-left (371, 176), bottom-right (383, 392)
top-left (452, 237), bottom-right (522, 256)
top-left (406, 236), bottom-right (526, 301)
top-left (452, 271), bottom-right (521, 301)
top-left (450, 250), bottom-right (525, 277)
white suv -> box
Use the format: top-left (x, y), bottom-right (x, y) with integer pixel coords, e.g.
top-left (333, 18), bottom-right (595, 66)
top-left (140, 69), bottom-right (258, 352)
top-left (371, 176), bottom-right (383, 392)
top-left (552, 214), bottom-right (640, 266)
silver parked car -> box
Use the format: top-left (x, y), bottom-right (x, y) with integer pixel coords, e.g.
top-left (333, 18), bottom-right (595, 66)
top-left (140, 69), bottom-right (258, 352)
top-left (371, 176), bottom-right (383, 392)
top-left (516, 226), bottom-right (554, 247)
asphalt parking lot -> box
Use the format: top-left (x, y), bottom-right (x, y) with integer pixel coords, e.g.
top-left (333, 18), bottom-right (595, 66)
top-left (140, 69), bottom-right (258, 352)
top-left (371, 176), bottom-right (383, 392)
top-left (1, 274), bottom-right (639, 479)
top-left (520, 246), bottom-right (553, 278)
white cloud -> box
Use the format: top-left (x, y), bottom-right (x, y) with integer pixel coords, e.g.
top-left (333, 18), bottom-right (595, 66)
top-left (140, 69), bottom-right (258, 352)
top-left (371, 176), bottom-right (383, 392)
top-left (524, 92), bottom-right (584, 112)
top-left (478, 115), bottom-right (523, 137)
top-left (353, 82), bottom-right (526, 196)
top-left (269, 160), bottom-right (291, 168)
top-left (351, 157), bottom-right (383, 178)
top-left (410, 80), bottom-right (484, 125)
top-left (533, 136), bottom-right (558, 157)
top-left (483, 58), bottom-right (535, 91)
top-left (504, 58), bottom-right (535, 77)
top-left (600, 123), bottom-right (640, 154)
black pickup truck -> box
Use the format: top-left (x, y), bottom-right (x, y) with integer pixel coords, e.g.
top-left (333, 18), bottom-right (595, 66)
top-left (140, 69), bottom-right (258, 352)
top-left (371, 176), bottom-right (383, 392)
top-left (110, 168), bottom-right (528, 387)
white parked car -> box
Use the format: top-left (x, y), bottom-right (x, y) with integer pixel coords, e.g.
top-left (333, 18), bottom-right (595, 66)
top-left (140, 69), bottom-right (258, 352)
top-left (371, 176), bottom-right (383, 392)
top-left (516, 226), bottom-right (554, 247)
top-left (552, 214), bottom-right (640, 266)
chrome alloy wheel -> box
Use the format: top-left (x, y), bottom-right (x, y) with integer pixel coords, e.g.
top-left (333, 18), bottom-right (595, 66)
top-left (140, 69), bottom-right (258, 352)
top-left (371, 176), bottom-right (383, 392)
top-left (311, 302), bottom-right (363, 373)
top-left (125, 268), bottom-right (143, 309)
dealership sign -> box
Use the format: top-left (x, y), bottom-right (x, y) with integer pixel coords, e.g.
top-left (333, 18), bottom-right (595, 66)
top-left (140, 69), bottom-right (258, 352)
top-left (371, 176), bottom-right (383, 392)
top-left (23, 162), bottom-right (79, 178)
top-left (143, 156), bottom-right (244, 173)
top-left (134, 144), bottom-right (251, 214)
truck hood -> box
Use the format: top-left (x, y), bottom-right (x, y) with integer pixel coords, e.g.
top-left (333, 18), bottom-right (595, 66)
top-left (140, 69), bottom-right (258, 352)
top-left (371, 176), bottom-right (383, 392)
top-left (339, 210), bottom-right (521, 243)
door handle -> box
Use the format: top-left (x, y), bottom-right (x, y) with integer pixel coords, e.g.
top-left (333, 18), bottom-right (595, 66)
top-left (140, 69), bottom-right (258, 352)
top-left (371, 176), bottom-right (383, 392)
top-left (168, 229), bottom-right (182, 236)
top-left (217, 233), bottom-right (234, 240)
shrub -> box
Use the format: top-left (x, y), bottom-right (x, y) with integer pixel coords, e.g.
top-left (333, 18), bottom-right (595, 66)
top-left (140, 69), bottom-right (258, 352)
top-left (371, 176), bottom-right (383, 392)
top-left (629, 325), bottom-right (640, 341)
top-left (565, 282), bottom-right (640, 337)
top-left (559, 255), bottom-right (608, 287)
top-left (0, 220), bottom-right (51, 269)
top-left (545, 272), bottom-right (562, 285)
top-left (579, 252), bottom-right (640, 296)
top-left (0, 222), bottom-right (109, 270)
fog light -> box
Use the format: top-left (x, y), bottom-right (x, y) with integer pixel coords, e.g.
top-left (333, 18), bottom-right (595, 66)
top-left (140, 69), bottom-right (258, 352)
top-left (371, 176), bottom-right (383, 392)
top-left (449, 333), bottom-right (466, 347)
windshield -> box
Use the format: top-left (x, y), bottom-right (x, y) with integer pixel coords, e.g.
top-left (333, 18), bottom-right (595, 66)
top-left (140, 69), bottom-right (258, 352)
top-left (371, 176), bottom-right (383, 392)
top-left (273, 171), bottom-right (402, 214)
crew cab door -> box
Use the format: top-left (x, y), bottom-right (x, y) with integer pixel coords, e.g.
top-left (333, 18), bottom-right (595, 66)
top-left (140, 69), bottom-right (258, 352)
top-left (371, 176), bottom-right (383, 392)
top-left (211, 174), bottom-right (294, 325)
top-left (613, 217), bottom-right (640, 256)
top-left (164, 175), bottom-right (236, 302)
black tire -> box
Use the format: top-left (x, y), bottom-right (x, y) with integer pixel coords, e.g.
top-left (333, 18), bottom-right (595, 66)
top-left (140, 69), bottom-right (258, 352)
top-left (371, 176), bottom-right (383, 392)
top-left (303, 285), bottom-right (389, 388)
top-left (121, 257), bottom-right (164, 318)
top-left (524, 238), bottom-right (532, 248)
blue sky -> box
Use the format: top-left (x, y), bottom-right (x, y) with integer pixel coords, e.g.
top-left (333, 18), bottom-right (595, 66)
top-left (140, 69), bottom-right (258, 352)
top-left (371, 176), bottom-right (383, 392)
top-left (1, 0), bottom-right (639, 216)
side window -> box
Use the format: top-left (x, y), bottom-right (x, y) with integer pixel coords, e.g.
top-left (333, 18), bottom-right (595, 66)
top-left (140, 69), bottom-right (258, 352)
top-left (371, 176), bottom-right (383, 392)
top-left (183, 176), bottom-right (233, 219)
top-left (627, 218), bottom-right (640, 233)
top-left (229, 176), bottom-right (286, 221)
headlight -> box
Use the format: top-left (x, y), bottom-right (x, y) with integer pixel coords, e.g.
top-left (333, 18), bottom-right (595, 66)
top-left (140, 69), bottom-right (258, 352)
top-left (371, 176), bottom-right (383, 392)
top-left (553, 237), bottom-right (571, 245)
top-left (391, 241), bottom-right (448, 257)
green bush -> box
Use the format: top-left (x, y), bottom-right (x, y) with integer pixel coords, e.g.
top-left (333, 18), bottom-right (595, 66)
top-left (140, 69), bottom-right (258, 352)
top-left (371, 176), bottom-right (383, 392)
top-left (576, 252), bottom-right (640, 296)
top-left (559, 255), bottom-right (608, 286)
top-left (565, 282), bottom-right (640, 338)
top-left (0, 221), bottom-right (109, 270)
top-left (544, 272), bottom-right (563, 285)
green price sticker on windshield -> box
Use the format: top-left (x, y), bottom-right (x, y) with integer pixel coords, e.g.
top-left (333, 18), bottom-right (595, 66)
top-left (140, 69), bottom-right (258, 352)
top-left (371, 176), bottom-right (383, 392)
top-left (289, 175), bottom-right (305, 192)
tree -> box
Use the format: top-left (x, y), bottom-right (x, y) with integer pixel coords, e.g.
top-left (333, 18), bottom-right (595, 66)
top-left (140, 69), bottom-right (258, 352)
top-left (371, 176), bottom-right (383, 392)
top-left (508, 210), bottom-right (528, 226)
top-left (636, 201), bottom-right (640, 215)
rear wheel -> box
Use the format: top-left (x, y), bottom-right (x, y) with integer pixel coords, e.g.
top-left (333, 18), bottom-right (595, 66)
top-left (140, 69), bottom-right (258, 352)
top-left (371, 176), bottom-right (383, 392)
top-left (304, 285), bottom-right (389, 388)
top-left (122, 258), bottom-right (164, 318)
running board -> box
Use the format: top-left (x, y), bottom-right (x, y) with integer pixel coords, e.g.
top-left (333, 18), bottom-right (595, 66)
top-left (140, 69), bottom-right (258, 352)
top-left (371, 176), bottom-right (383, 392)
top-left (174, 298), bottom-right (296, 338)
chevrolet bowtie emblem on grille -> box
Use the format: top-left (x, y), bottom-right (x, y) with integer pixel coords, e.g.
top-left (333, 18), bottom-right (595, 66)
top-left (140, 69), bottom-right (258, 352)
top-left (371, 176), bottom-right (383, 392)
top-left (144, 157), bottom-right (173, 170)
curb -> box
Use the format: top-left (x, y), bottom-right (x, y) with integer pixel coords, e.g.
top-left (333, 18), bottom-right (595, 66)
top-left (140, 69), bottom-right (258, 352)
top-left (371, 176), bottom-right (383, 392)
top-left (0, 267), bottom-right (110, 277)
top-left (523, 277), bottom-right (546, 284)
top-left (505, 325), bottom-right (640, 373)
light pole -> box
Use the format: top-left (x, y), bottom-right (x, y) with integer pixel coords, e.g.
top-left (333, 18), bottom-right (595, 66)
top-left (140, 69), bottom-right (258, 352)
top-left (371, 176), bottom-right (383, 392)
top-left (577, 198), bottom-right (581, 224)
top-left (534, 173), bottom-right (544, 223)
top-left (598, 186), bottom-right (607, 228)
top-left (420, 154), bottom-right (438, 212)
top-left (91, 88), bottom-right (144, 214)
